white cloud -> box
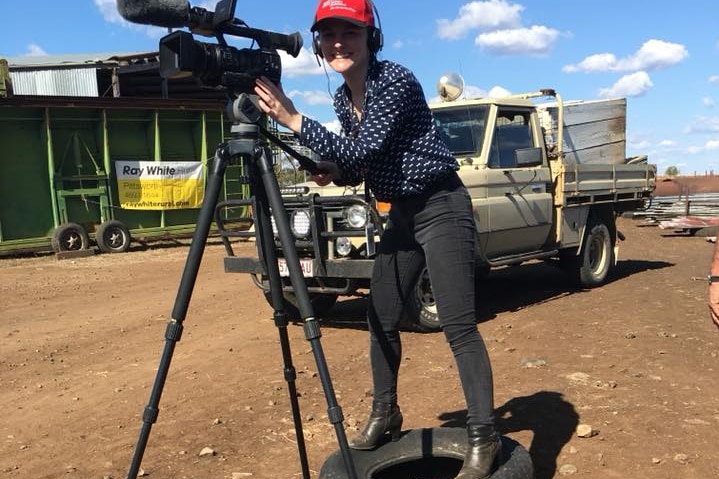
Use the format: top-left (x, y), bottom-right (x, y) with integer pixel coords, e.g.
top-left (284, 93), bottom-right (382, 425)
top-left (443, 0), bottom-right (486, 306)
top-left (428, 83), bottom-right (510, 103)
top-left (687, 145), bottom-right (702, 154)
top-left (618, 39), bottom-right (688, 70)
top-left (436, 1), bottom-right (559, 56)
top-left (460, 85), bottom-right (483, 98)
top-left (476, 25), bottom-right (559, 55)
top-left (632, 139), bottom-right (651, 149)
top-left (599, 71), bottom-right (653, 98)
top-left (323, 119), bottom-right (341, 134)
top-left (279, 48), bottom-right (326, 77)
top-left (94, 0), bottom-right (124, 24)
top-left (487, 86), bottom-right (512, 97)
top-left (95, 0), bottom-right (168, 38)
top-left (287, 89), bottom-right (333, 106)
top-left (563, 53), bottom-right (617, 73)
top-left (392, 39), bottom-right (404, 49)
top-left (706, 140), bottom-right (719, 150)
top-left (564, 39), bottom-right (688, 73)
top-left (437, 0), bottom-right (523, 40)
top-left (25, 43), bottom-right (47, 56)
top-left (658, 140), bottom-right (677, 147)
top-left (703, 97), bottom-right (715, 107)
top-left (710, 75), bottom-right (719, 84)
top-left (685, 116), bottom-right (719, 134)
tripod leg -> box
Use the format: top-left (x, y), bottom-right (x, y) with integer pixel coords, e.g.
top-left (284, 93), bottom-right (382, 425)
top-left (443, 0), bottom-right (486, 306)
top-left (126, 147), bottom-right (230, 479)
top-left (251, 157), bottom-right (312, 479)
top-left (254, 146), bottom-right (359, 479)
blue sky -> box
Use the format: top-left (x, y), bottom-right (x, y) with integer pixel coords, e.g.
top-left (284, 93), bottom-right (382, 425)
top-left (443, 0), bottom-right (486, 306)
top-left (4, 0), bottom-right (719, 175)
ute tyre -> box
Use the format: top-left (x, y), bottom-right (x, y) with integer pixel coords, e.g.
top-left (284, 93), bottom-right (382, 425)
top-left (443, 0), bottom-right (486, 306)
top-left (263, 291), bottom-right (338, 321)
top-left (566, 219), bottom-right (614, 288)
top-left (402, 267), bottom-right (441, 333)
top-left (402, 264), bottom-right (487, 333)
top-left (319, 427), bottom-right (533, 479)
top-left (95, 220), bottom-right (132, 253)
top-left (51, 223), bottom-right (90, 253)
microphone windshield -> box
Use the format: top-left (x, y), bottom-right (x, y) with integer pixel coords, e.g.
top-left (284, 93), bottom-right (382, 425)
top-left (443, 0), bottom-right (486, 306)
top-left (117, 0), bottom-right (189, 28)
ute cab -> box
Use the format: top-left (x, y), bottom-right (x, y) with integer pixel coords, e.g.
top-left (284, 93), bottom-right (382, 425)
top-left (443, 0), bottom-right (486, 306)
top-left (431, 73), bottom-right (554, 261)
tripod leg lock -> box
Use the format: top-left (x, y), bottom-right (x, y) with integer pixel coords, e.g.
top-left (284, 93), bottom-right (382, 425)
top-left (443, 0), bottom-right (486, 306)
top-left (284, 366), bottom-right (297, 382)
top-left (165, 320), bottom-right (184, 342)
top-left (274, 311), bottom-right (289, 328)
top-left (327, 405), bottom-right (345, 425)
top-left (143, 406), bottom-right (160, 424)
top-left (303, 319), bottom-right (322, 341)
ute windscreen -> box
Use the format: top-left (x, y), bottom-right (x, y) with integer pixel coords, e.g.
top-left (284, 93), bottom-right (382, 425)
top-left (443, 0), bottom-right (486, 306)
top-left (433, 106), bottom-right (489, 157)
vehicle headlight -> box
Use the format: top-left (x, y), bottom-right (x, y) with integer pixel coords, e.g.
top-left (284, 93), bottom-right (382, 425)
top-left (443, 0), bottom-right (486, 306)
top-left (335, 237), bottom-right (353, 257)
top-left (290, 209), bottom-right (311, 238)
top-left (345, 204), bottom-right (368, 229)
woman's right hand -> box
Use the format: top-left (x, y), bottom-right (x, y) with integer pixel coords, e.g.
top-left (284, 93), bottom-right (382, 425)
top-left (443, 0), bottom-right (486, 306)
top-left (254, 77), bottom-right (302, 133)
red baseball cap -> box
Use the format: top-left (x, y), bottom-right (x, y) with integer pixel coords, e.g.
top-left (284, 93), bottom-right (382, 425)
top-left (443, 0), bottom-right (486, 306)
top-left (311, 0), bottom-right (375, 31)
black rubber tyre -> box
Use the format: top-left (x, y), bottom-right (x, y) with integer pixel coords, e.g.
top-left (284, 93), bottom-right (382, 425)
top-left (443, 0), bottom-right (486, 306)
top-left (402, 264), bottom-right (488, 333)
top-left (320, 427), bottom-right (533, 479)
top-left (263, 291), bottom-right (338, 320)
top-left (95, 220), bottom-right (131, 253)
top-left (402, 267), bottom-right (441, 332)
top-left (51, 223), bottom-right (90, 253)
top-left (561, 218), bottom-right (614, 288)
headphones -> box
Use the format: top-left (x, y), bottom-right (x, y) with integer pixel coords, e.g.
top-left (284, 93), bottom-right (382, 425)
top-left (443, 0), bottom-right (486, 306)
top-left (312, 0), bottom-right (384, 58)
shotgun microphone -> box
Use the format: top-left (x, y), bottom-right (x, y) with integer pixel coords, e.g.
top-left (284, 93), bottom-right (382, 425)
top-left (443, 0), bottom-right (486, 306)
top-left (116, 0), bottom-right (191, 28)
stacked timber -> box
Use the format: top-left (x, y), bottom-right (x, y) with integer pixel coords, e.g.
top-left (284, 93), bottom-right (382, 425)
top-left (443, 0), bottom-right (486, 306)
top-left (537, 98), bottom-right (627, 165)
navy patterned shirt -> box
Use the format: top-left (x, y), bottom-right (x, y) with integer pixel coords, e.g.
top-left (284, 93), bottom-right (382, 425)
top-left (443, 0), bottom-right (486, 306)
top-left (298, 58), bottom-right (458, 202)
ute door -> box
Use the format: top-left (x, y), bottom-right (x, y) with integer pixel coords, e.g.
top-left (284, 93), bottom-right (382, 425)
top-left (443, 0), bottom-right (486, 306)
top-left (483, 107), bottom-right (553, 258)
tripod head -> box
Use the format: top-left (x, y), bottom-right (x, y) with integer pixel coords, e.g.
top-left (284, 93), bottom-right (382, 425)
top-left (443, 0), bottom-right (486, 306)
top-left (225, 94), bottom-right (322, 176)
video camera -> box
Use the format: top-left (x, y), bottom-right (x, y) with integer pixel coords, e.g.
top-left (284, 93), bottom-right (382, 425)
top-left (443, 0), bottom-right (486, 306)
top-left (117, 0), bottom-right (303, 93)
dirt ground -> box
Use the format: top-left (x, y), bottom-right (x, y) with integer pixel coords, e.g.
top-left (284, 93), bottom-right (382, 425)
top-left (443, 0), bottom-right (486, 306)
top-left (1, 216), bottom-right (718, 479)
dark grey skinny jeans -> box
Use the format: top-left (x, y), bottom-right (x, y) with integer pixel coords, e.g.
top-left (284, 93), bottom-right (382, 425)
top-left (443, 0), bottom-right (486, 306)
top-left (366, 171), bottom-right (495, 428)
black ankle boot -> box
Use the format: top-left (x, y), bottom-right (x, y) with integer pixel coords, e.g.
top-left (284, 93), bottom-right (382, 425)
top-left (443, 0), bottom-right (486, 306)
top-left (455, 425), bottom-right (501, 479)
top-left (348, 401), bottom-right (403, 450)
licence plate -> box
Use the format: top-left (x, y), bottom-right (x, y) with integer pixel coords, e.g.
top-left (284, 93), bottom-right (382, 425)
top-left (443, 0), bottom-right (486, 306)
top-left (277, 258), bottom-right (313, 277)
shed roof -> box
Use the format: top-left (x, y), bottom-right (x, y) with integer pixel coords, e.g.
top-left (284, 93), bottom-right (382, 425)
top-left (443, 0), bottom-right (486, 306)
top-left (3, 52), bottom-right (226, 101)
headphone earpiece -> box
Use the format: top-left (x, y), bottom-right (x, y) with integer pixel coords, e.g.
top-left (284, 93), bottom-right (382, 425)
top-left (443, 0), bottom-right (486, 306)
top-left (368, 26), bottom-right (383, 54)
top-left (313, 32), bottom-right (323, 58)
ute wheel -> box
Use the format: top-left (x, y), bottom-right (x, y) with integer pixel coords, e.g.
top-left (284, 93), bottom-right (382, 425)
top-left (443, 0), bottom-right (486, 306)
top-left (319, 428), bottom-right (533, 479)
top-left (51, 223), bottom-right (90, 253)
top-left (402, 264), bottom-right (487, 333)
top-left (561, 217), bottom-right (614, 287)
top-left (402, 267), bottom-right (441, 332)
top-left (263, 291), bottom-right (338, 321)
top-left (95, 220), bottom-right (131, 253)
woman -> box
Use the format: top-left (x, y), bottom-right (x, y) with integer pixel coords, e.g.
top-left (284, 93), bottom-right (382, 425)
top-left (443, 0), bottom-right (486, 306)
top-left (254, 1), bottom-right (499, 477)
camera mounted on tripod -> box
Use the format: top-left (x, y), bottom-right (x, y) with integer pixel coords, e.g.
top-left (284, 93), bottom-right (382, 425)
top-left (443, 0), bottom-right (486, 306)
top-left (118, 0), bottom-right (303, 94)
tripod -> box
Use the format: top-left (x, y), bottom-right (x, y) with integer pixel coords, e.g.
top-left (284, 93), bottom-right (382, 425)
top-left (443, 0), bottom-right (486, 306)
top-left (126, 94), bottom-right (358, 479)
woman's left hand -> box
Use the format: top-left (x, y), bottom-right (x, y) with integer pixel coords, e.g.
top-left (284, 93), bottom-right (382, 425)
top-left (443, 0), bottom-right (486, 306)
top-left (254, 77), bottom-right (302, 133)
top-left (310, 161), bottom-right (342, 186)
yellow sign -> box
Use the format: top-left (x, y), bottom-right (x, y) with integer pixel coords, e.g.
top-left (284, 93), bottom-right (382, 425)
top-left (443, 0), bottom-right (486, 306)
top-left (116, 161), bottom-right (205, 210)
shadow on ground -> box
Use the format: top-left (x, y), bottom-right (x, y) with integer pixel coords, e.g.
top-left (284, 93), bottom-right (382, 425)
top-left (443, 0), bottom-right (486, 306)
top-left (437, 391), bottom-right (579, 479)
top-left (321, 258), bottom-right (673, 331)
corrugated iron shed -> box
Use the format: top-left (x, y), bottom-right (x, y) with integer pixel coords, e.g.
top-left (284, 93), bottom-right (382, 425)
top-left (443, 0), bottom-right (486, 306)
top-left (4, 52), bottom-right (226, 101)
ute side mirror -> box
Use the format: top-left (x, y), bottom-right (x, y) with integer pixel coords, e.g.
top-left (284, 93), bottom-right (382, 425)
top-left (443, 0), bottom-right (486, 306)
top-left (515, 147), bottom-right (544, 168)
